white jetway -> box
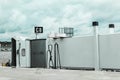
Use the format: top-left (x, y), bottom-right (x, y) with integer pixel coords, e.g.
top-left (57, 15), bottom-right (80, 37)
top-left (99, 34), bottom-right (120, 69)
top-left (14, 33), bottom-right (120, 70)
top-left (12, 22), bottom-right (120, 70)
top-left (59, 36), bottom-right (95, 69)
top-left (47, 33), bottom-right (120, 70)
top-left (47, 36), bottom-right (96, 69)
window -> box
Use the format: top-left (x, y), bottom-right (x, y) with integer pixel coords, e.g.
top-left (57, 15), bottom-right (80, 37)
top-left (21, 48), bottom-right (26, 56)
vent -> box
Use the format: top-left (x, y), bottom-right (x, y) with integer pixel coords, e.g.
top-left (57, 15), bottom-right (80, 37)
top-left (92, 21), bottom-right (99, 26)
top-left (109, 24), bottom-right (114, 28)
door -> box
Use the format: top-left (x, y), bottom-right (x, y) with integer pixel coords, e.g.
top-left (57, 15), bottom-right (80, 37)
top-left (30, 39), bottom-right (46, 68)
top-left (11, 38), bottom-right (16, 67)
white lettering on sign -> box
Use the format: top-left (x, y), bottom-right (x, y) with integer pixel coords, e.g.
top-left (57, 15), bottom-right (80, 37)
top-left (35, 27), bottom-right (43, 33)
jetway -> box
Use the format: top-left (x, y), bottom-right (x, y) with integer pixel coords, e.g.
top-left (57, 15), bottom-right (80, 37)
top-left (60, 36), bottom-right (95, 69)
top-left (11, 38), bottom-right (47, 68)
top-left (47, 36), bottom-right (95, 69)
top-left (99, 34), bottom-right (120, 70)
top-left (11, 34), bottom-right (120, 70)
top-left (10, 22), bottom-right (120, 70)
top-left (46, 33), bottom-right (120, 70)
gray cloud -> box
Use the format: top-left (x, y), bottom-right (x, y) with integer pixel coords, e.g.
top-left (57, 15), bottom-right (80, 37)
top-left (0, 0), bottom-right (120, 41)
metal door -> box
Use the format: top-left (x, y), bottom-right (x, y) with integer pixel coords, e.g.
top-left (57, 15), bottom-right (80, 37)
top-left (30, 39), bottom-right (46, 68)
top-left (11, 38), bottom-right (16, 67)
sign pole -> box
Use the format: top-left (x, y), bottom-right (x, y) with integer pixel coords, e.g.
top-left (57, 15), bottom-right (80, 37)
top-left (36, 33), bottom-right (37, 39)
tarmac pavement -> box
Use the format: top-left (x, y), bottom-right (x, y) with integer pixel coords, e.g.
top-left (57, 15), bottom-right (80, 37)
top-left (0, 67), bottom-right (120, 80)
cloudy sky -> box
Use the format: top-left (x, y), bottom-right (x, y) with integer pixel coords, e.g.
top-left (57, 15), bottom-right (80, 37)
top-left (0, 0), bottom-right (120, 41)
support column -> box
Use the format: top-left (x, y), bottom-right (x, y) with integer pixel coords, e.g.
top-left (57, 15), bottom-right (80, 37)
top-left (92, 21), bottom-right (100, 70)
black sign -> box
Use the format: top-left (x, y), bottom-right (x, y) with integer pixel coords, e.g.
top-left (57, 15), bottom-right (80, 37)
top-left (35, 27), bottom-right (43, 33)
top-left (92, 21), bottom-right (99, 26)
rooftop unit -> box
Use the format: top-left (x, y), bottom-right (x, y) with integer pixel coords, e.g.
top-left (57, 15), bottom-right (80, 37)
top-left (59, 27), bottom-right (74, 37)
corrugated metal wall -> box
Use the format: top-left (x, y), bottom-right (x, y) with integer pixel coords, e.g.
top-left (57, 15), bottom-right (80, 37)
top-left (47, 33), bottom-right (120, 70)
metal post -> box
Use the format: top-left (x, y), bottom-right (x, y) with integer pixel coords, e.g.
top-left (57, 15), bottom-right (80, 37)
top-left (93, 21), bottom-right (100, 70)
top-left (36, 33), bottom-right (38, 39)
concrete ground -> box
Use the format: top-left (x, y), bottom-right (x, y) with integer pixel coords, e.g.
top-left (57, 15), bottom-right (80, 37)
top-left (0, 67), bottom-right (120, 80)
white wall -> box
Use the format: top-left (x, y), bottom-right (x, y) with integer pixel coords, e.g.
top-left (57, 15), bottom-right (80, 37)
top-left (47, 36), bottom-right (95, 68)
top-left (99, 34), bottom-right (120, 69)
